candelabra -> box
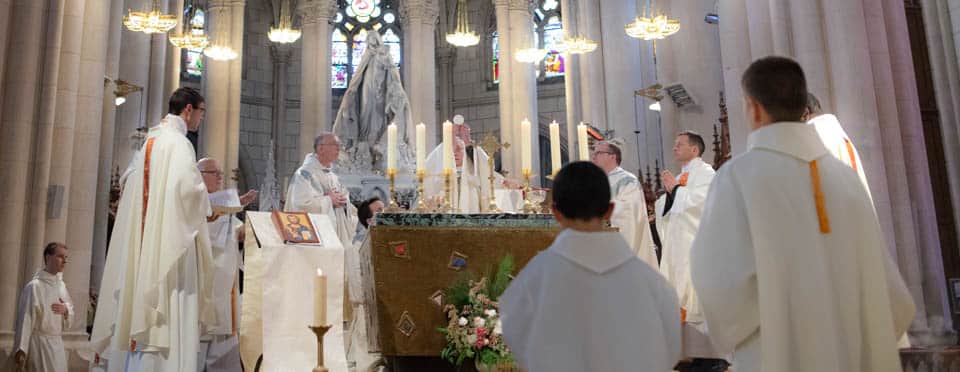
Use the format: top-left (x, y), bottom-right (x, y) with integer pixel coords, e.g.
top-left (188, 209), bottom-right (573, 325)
top-left (415, 170), bottom-right (427, 212)
top-left (441, 169), bottom-right (454, 213)
top-left (384, 168), bottom-right (402, 212)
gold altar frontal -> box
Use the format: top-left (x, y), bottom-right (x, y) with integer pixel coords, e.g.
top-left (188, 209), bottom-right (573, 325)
top-left (361, 213), bottom-right (560, 356)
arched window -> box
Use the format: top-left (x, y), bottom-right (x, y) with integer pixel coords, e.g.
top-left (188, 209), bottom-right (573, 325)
top-left (491, 0), bottom-right (563, 84)
top-left (331, 0), bottom-right (401, 90)
top-left (180, 4), bottom-right (206, 81)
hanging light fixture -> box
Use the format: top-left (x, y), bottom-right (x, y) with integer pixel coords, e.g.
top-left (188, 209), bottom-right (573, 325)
top-left (124, 0), bottom-right (178, 34)
top-left (169, 3), bottom-right (209, 51)
top-left (268, 0), bottom-right (301, 43)
top-left (205, 6), bottom-right (238, 61)
top-left (445, 0), bottom-right (479, 47)
top-left (625, 2), bottom-right (680, 40)
top-left (557, 35), bottom-right (597, 54)
top-left (113, 79), bottom-right (144, 106)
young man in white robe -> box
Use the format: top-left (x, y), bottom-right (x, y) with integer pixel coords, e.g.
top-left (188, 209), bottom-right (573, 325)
top-left (14, 242), bottom-right (74, 372)
top-left (197, 158), bottom-right (257, 372)
top-left (89, 87), bottom-right (218, 372)
top-left (500, 161), bottom-right (681, 372)
top-left (655, 131), bottom-right (728, 371)
top-left (590, 140), bottom-right (657, 268)
top-left (690, 56), bottom-right (915, 372)
top-left (803, 93), bottom-right (871, 200)
top-left (424, 135), bottom-right (493, 213)
top-left (286, 132), bottom-right (358, 246)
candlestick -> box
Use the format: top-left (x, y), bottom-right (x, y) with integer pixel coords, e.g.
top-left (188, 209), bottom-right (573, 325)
top-left (549, 121), bottom-right (561, 175)
top-left (487, 154), bottom-right (501, 213)
top-left (385, 168), bottom-right (402, 212)
top-left (314, 269), bottom-right (326, 326)
top-left (521, 169), bottom-right (537, 214)
top-left (520, 119), bottom-right (531, 172)
top-left (441, 168), bottom-right (453, 213)
top-left (387, 123), bottom-right (398, 171)
top-left (416, 123), bottom-right (426, 172)
top-left (577, 122), bottom-right (589, 161)
top-left (309, 325), bottom-right (332, 372)
top-left (415, 169), bottom-right (427, 212)
top-left (442, 121), bottom-right (453, 172)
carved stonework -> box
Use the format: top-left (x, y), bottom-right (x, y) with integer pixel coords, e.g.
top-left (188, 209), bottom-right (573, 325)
top-left (507, 0), bottom-right (536, 13)
top-left (399, 0), bottom-right (439, 24)
top-left (298, 0), bottom-right (337, 24)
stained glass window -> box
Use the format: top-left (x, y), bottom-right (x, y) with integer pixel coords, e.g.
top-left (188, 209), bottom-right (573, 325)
top-left (331, 0), bottom-right (401, 91)
top-left (180, 5), bottom-right (205, 80)
top-left (491, 0), bottom-right (563, 84)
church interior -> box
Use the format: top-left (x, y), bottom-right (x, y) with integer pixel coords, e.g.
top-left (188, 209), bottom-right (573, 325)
top-left (2, 0), bottom-right (960, 370)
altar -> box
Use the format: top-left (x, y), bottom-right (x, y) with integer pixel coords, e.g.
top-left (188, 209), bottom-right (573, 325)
top-left (359, 213), bottom-right (561, 369)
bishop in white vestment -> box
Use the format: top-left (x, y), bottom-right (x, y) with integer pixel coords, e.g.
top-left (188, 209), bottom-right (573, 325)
top-left (89, 88), bottom-right (217, 372)
top-left (13, 243), bottom-right (74, 372)
top-left (424, 137), bottom-right (493, 213)
top-left (501, 162), bottom-right (681, 372)
top-left (691, 57), bottom-right (914, 372)
top-left (286, 133), bottom-right (358, 246)
top-left (591, 140), bottom-right (657, 267)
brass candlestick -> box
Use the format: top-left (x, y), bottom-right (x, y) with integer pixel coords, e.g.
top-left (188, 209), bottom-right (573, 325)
top-left (384, 168), bottom-right (402, 212)
top-left (415, 169), bottom-right (427, 212)
top-left (521, 169), bottom-right (537, 214)
top-left (441, 168), bottom-right (453, 213)
top-left (479, 134), bottom-right (509, 213)
top-left (309, 325), bottom-right (332, 372)
top-left (486, 155), bottom-right (501, 213)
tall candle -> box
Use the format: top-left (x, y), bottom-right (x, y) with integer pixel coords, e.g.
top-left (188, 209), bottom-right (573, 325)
top-left (577, 122), bottom-right (589, 161)
top-left (520, 118), bottom-right (532, 172)
top-left (387, 123), bottom-right (398, 171)
top-left (416, 123), bottom-right (426, 172)
top-left (314, 269), bottom-right (327, 325)
top-left (549, 121), bottom-right (561, 175)
top-left (442, 120), bottom-right (453, 171)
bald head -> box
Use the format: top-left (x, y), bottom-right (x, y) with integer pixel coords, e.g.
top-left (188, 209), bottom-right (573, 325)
top-left (198, 157), bottom-right (223, 193)
top-left (313, 132), bottom-right (342, 166)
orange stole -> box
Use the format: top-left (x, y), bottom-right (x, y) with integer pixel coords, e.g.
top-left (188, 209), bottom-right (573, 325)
top-left (809, 160), bottom-right (831, 234)
top-left (678, 172), bottom-right (689, 187)
top-left (843, 139), bottom-right (857, 170)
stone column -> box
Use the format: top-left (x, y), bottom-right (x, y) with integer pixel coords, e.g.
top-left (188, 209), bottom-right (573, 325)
top-left (598, 0), bottom-right (647, 172)
top-left (574, 0), bottom-right (606, 130)
top-left (558, 0), bottom-right (582, 160)
top-left (508, 0), bottom-right (540, 180)
top-left (90, 0), bottom-right (125, 298)
top-left (163, 0), bottom-right (185, 100)
top-left (146, 16), bottom-right (169, 126)
top-left (113, 0), bottom-right (154, 176)
top-left (493, 0), bottom-right (516, 174)
top-left (401, 0), bottom-right (439, 148)
top-left (204, 0), bottom-right (245, 183)
top-left (437, 46), bottom-right (454, 123)
top-left (298, 0), bottom-right (336, 156)
top-left (271, 45), bottom-right (293, 170)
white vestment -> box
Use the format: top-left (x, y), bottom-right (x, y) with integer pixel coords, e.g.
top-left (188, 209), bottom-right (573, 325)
top-left (89, 114), bottom-right (217, 372)
top-left (607, 167), bottom-right (657, 268)
top-left (690, 122), bottom-right (915, 372)
top-left (285, 153), bottom-right (358, 246)
top-left (424, 144), bottom-right (492, 213)
top-left (654, 157), bottom-right (725, 359)
top-left (198, 212), bottom-right (243, 372)
top-left (808, 114), bottom-right (871, 200)
top-left (13, 270), bottom-right (75, 372)
top-left (501, 229), bottom-right (681, 372)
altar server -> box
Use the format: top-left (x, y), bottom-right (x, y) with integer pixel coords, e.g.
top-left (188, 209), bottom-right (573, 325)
top-left (13, 242), bottom-right (74, 372)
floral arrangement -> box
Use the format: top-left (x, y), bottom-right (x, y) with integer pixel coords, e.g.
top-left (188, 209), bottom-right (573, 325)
top-left (438, 255), bottom-right (515, 368)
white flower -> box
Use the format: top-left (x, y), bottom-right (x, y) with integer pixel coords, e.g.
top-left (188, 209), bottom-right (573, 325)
top-left (475, 317), bottom-right (486, 327)
top-left (485, 309), bottom-right (497, 317)
top-left (466, 334), bottom-right (477, 344)
top-left (493, 321), bottom-right (503, 335)
top-left (458, 317), bottom-right (468, 326)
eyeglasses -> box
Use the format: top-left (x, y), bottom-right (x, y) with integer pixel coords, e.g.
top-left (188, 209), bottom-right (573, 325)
top-left (200, 170), bottom-right (224, 176)
top-left (592, 151), bottom-right (614, 156)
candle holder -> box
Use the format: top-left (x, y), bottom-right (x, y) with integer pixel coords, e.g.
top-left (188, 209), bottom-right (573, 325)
top-left (384, 168), bottom-right (403, 212)
top-left (521, 169), bottom-right (537, 214)
top-left (441, 168), bottom-right (454, 213)
top-left (415, 169), bottom-right (428, 213)
top-left (309, 324), bottom-right (332, 372)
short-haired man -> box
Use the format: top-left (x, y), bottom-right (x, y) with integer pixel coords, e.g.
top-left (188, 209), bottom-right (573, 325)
top-left (14, 243), bottom-right (74, 372)
top-left (690, 56), bottom-right (914, 372)
top-left (286, 132), bottom-right (358, 246)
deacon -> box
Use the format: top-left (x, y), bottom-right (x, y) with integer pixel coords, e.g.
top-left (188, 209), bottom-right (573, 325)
top-left (14, 242), bottom-right (74, 372)
top-left (90, 87), bottom-right (217, 371)
top-left (197, 157), bottom-right (257, 371)
top-left (655, 131), bottom-right (728, 371)
top-left (590, 139), bottom-right (657, 267)
top-left (424, 131), bottom-right (493, 213)
top-left (501, 162), bottom-right (681, 372)
top-left (803, 93), bottom-right (871, 199)
top-left (286, 132), bottom-right (358, 246)
top-left (690, 56), bottom-right (915, 372)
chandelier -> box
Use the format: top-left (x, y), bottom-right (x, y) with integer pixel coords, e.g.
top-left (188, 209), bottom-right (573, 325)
top-left (205, 6), bottom-right (238, 61)
top-left (445, 0), bottom-right (479, 47)
top-left (123, 0), bottom-right (178, 34)
top-left (625, 13), bottom-right (680, 40)
top-left (169, 4), bottom-right (209, 51)
top-left (557, 35), bottom-right (597, 54)
top-left (268, 0), bottom-right (301, 43)
top-left (514, 48), bottom-right (547, 63)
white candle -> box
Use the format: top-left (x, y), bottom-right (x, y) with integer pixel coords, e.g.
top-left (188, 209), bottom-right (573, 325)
top-left (416, 123), bottom-right (426, 172)
top-left (520, 119), bottom-right (532, 173)
top-left (442, 121), bottom-right (453, 171)
top-left (549, 121), bottom-right (561, 175)
top-left (387, 123), bottom-right (398, 172)
top-left (314, 269), bottom-right (327, 325)
top-left (577, 122), bottom-right (589, 161)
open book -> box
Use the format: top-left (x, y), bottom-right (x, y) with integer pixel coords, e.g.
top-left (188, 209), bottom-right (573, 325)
top-left (209, 189), bottom-right (244, 215)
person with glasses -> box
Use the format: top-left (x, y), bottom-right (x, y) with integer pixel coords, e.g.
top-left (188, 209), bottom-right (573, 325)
top-left (590, 139), bottom-right (657, 268)
top-left (285, 132), bottom-right (358, 248)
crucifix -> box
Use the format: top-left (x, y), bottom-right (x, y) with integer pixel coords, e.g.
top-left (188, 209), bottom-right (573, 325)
top-left (479, 134), bottom-right (509, 213)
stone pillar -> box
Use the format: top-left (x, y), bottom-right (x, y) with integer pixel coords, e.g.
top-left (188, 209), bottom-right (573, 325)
top-left (90, 0), bottom-right (125, 298)
top-left (113, 0), bottom-right (154, 175)
top-left (146, 12), bottom-right (169, 126)
top-left (163, 0), bottom-right (185, 100)
top-left (298, 0), bottom-right (336, 156)
top-left (204, 0), bottom-right (245, 184)
top-left (508, 0), bottom-right (540, 180)
top-left (401, 0), bottom-right (439, 147)
top-left (493, 0), bottom-right (515, 174)
top-left (558, 0), bottom-right (581, 160)
top-left (598, 0), bottom-right (647, 172)
top-left (437, 46), bottom-right (454, 123)
top-left (271, 45), bottom-right (293, 170)
top-left (575, 0), bottom-right (606, 130)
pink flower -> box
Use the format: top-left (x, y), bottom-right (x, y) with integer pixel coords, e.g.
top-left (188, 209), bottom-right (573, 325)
top-left (476, 327), bottom-right (487, 338)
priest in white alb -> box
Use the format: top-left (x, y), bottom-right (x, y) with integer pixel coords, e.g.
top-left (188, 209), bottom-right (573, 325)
top-left (656, 131), bottom-right (728, 371)
top-left (13, 242), bottom-right (74, 372)
top-left (89, 87), bottom-right (217, 371)
top-left (424, 123), bottom-right (493, 213)
top-left (501, 162), bottom-right (681, 372)
top-left (286, 132), bottom-right (358, 246)
top-left (690, 57), bottom-right (915, 372)
top-left (803, 93), bottom-right (871, 199)
top-left (590, 139), bottom-right (657, 267)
